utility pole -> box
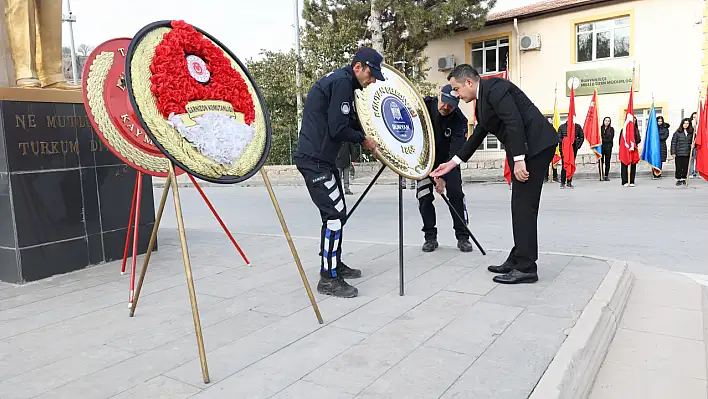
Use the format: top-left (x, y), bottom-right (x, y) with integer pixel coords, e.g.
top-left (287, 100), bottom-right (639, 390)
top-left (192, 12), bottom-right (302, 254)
top-left (62, 0), bottom-right (79, 85)
top-left (294, 0), bottom-right (303, 133)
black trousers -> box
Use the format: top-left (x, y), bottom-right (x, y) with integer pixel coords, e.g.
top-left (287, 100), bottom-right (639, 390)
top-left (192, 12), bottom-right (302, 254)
top-left (560, 147), bottom-right (579, 184)
top-left (504, 146), bottom-right (556, 273)
top-left (601, 146), bottom-right (612, 177)
top-left (295, 156), bottom-right (346, 277)
top-left (621, 163), bottom-right (637, 185)
top-left (544, 165), bottom-right (558, 181)
top-left (416, 167), bottom-right (468, 241)
top-left (675, 156), bottom-right (690, 179)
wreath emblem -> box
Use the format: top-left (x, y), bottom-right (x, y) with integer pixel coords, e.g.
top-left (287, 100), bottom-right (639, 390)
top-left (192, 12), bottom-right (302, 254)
top-left (149, 20), bottom-right (256, 166)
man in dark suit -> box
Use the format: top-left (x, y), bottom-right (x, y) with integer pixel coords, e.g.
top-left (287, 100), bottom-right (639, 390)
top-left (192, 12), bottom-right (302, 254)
top-left (431, 64), bottom-right (558, 285)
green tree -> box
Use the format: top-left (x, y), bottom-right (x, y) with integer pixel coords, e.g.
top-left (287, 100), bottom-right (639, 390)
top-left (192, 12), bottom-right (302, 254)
top-left (246, 50), bottom-right (299, 165)
top-left (301, 0), bottom-right (496, 92)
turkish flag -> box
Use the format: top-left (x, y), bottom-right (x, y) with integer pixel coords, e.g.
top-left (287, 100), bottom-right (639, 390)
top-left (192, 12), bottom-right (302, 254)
top-left (619, 87), bottom-right (640, 165)
top-left (696, 91), bottom-right (708, 181)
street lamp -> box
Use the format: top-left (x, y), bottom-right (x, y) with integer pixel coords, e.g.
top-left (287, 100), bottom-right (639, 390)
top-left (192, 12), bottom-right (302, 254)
top-left (62, 0), bottom-right (78, 85)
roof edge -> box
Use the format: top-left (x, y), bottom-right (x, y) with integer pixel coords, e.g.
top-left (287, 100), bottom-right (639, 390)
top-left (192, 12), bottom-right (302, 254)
top-left (455, 0), bottom-right (628, 31)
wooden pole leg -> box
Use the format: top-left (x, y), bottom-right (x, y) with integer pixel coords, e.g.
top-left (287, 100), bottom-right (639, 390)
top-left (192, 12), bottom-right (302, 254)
top-left (169, 165), bottom-right (210, 384)
top-left (260, 169), bottom-right (323, 324)
top-left (129, 173), bottom-right (171, 318)
top-left (128, 171), bottom-right (143, 308)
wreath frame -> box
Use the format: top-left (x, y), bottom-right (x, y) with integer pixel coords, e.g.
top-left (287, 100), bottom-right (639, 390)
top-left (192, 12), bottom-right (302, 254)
top-left (124, 20), bottom-right (272, 185)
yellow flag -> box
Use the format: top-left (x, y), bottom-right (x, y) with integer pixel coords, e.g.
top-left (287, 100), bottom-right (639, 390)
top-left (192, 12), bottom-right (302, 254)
top-left (552, 94), bottom-right (561, 166)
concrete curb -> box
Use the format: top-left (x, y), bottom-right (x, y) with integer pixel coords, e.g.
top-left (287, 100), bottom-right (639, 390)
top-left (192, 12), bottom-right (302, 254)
top-left (528, 260), bottom-right (635, 399)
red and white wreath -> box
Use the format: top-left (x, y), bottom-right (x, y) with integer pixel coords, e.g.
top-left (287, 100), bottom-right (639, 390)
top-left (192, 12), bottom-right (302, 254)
top-left (149, 20), bottom-right (256, 166)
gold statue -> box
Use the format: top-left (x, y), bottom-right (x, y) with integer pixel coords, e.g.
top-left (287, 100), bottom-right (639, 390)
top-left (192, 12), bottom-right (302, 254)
top-left (4, 0), bottom-right (79, 90)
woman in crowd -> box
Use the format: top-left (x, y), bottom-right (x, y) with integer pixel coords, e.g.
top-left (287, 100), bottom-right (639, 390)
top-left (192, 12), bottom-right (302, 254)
top-left (671, 118), bottom-right (695, 186)
top-left (655, 116), bottom-right (670, 179)
top-left (600, 117), bottom-right (614, 181)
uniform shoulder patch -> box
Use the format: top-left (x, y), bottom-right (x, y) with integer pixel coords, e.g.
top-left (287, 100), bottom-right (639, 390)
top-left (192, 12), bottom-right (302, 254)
top-left (341, 102), bottom-right (350, 115)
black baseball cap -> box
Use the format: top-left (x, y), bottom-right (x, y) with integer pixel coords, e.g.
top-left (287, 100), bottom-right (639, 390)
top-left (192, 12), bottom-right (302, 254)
top-left (440, 84), bottom-right (459, 107)
top-left (354, 47), bottom-right (386, 81)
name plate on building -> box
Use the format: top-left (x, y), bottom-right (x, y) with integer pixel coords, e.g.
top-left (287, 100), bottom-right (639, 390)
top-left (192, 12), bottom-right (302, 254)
top-left (566, 65), bottom-right (639, 97)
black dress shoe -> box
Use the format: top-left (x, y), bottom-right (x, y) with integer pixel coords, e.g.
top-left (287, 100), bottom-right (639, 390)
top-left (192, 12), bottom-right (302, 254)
top-left (487, 262), bottom-right (515, 274)
top-left (493, 269), bottom-right (538, 284)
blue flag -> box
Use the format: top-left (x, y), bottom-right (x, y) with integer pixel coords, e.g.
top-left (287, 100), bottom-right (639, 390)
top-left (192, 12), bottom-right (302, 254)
top-left (641, 103), bottom-right (662, 173)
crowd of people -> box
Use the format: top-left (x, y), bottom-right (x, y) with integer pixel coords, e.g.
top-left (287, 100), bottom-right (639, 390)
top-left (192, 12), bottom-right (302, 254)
top-left (546, 113), bottom-right (699, 188)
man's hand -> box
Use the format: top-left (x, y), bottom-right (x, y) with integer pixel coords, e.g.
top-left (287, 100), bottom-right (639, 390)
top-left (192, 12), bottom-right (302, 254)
top-left (434, 178), bottom-right (446, 194)
top-left (430, 160), bottom-right (456, 178)
top-left (361, 136), bottom-right (377, 153)
top-left (514, 160), bottom-right (529, 182)
top-left (672, 153), bottom-right (676, 159)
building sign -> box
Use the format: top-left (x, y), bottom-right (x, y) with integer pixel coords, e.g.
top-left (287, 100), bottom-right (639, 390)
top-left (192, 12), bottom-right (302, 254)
top-left (565, 65), bottom-right (639, 97)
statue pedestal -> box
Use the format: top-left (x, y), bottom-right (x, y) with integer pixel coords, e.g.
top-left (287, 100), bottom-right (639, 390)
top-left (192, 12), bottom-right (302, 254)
top-left (0, 88), bottom-right (157, 284)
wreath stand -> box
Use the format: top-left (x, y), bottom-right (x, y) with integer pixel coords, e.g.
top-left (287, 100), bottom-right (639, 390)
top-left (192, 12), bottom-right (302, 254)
top-left (82, 28), bottom-right (324, 385)
top-left (128, 164), bottom-right (323, 384)
top-left (346, 164), bottom-right (486, 296)
top-left (119, 171), bottom-right (251, 309)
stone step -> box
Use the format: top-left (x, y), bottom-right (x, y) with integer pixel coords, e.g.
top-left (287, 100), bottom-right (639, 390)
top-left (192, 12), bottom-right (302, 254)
top-left (588, 265), bottom-right (708, 398)
top-left (530, 262), bottom-right (708, 399)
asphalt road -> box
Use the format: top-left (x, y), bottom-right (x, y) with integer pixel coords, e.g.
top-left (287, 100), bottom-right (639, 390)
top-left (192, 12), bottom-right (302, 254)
top-left (157, 176), bottom-right (708, 274)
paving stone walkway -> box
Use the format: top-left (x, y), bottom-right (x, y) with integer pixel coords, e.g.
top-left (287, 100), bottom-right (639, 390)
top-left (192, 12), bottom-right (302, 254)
top-left (0, 229), bottom-right (611, 399)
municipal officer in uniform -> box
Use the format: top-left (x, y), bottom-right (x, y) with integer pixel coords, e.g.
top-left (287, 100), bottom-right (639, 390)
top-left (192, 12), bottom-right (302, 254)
top-left (293, 47), bottom-right (382, 298)
top-left (418, 85), bottom-right (474, 253)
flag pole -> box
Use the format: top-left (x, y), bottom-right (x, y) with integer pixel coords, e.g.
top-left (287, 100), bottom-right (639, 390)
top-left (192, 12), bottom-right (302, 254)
top-left (686, 85), bottom-right (702, 187)
top-left (550, 83), bottom-right (557, 182)
top-left (627, 64), bottom-right (636, 181)
top-left (596, 87), bottom-right (603, 181)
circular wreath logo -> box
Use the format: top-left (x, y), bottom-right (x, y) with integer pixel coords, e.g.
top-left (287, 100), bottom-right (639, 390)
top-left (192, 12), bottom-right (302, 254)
top-left (186, 54), bottom-right (210, 83)
top-left (382, 96), bottom-right (414, 143)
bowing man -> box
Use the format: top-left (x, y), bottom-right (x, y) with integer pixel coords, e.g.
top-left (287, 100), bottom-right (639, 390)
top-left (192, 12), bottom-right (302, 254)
top-left (431, 64), bottom-right (558, 285)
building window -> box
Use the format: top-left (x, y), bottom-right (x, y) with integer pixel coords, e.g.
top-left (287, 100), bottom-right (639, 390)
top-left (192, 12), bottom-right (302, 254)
top-left (470, 37), bottom-right (509, 74)
top-left (627, 107), bottom-right (663, 140)
top-left (469, 123), bottom-right (505, 151)
top-left (576, 16), bottom-right (630, 62)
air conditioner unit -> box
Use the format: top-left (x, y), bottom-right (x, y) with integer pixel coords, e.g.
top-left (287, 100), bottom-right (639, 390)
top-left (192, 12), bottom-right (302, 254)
top-left (437, 55), bottom-right (455, 71)
top-left (519, 34), bottom-right (541, 51)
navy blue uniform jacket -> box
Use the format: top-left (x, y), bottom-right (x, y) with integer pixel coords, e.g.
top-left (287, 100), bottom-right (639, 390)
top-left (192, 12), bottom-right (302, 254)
top-left (294, 66), bottom-right (366, 166)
